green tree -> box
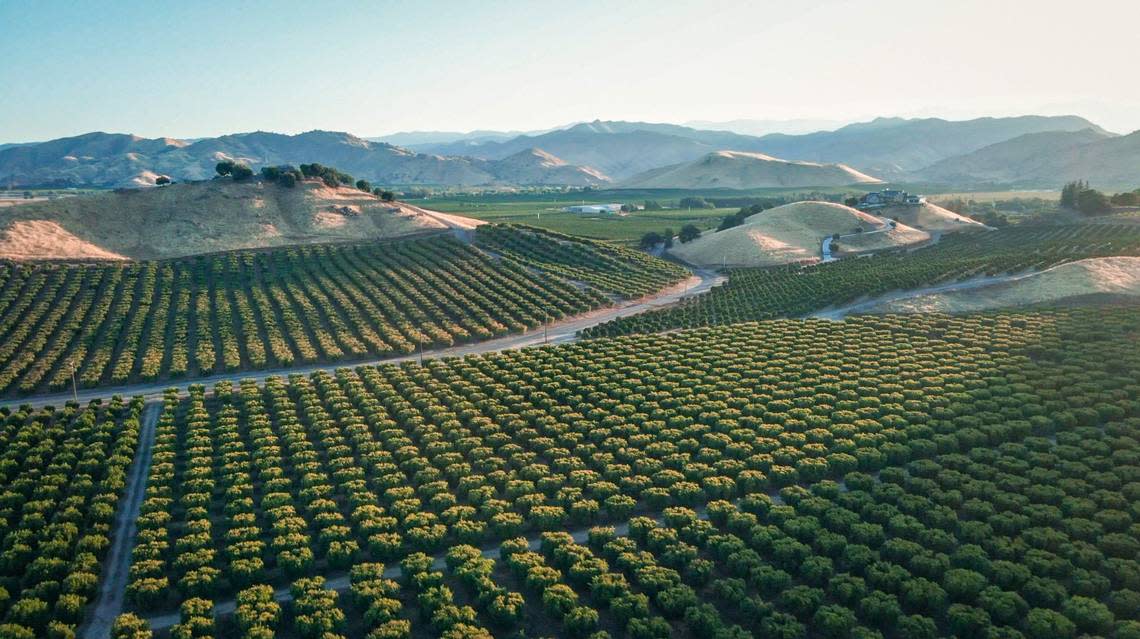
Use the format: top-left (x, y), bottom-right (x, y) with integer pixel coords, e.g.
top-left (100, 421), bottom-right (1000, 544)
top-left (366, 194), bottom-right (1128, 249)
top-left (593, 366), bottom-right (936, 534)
top-left (679, 196), bottom-right (713, 209)
top-left (356, 179), bottom-right (372, 192)
top-left (1061, 596), bottom-right (1114, 635)
top-left (111, 613), bottom-right (153, 639)
top-left (155, 176), bottom-right (171, 186)
top-left (679, 224), bottom-right (701, 243)
top-left (1060, 180), bottom-right (1087, 208)
top-left (895, 615), bottom-right (938, 639)
top-left (231, 163), bottom-right (254, 181)
top-left (813, 604), bottom-right (858, 638)
top-left (1076, 188), bottom-right (1111, 215)
top-left (1024, 608), bottom-right (1075, 639)
top-left (662, 227), bottom-right (674, 248)
top-left (215, 161), bottom-right (234, 177)
top-left (639, 232), bottom-right (664, 249)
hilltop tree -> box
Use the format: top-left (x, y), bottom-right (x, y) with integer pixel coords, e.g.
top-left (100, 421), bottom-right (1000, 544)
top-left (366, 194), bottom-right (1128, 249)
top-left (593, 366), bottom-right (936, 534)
top-left (356, 179), bottom-right (372, 192)
top-left (230, 163), bottom-right (254, 181)
top-left (155, 176), bottom-right (171, 186)
top-left (380, 191), bottom-right (395, 202)
top-left (679, 224), bottom-right (701, 243)
top-left (215, 161), bottom-right (234, 177)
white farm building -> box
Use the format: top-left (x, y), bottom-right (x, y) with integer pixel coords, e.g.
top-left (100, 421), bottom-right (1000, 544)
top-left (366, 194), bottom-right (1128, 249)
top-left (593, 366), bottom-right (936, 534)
top-left (561, 203), bottom-right (622, 214)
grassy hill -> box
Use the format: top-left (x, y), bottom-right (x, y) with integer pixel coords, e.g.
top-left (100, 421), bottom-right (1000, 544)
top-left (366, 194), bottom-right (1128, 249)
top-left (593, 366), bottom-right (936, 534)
top-left (620, 151), bottom-right (882, 189)
top-left (668, 201), bottom-right (928, 267)
top-left (0, 178), bottom-right (447, 260)
top-left (873, 256), bottom-right (1140, 313)
top-left (878, 201), bottom-right (990, 233)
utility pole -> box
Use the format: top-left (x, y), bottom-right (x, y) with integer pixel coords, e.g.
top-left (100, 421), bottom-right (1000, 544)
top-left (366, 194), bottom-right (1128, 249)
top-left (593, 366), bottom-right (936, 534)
top-left (418, 338), bottom-right (423, 366)
top-left (71, 361), bottom-right (79, 404)
top-left (544, 310), bottom-right (549, 345)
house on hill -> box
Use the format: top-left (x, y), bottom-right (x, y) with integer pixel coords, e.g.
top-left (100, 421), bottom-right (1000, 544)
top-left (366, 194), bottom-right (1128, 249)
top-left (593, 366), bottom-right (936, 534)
top-left (858, 189), bottom-right (924, 210)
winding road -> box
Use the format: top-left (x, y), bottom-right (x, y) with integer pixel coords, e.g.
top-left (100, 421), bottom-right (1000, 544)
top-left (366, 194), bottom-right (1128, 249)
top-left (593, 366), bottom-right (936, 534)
top-left (820, 219), bottom-right (894, 262)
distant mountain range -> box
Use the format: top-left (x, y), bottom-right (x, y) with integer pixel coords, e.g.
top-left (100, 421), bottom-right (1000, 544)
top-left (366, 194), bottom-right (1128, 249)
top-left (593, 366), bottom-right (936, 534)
top-left (914, 128), bottom-right (1140, 188)
top-left (409, 120), bottom-right (774, 179)
top-left (0, 131), bottom-right (609, 188)
top-left (747, 115), bottom-right (1109, 178)
top-left (2, 114), bottom-right (1134, 190)
top-left (682, 118), bottom-right (850, 137)
top-left (409, 115), bottom-right (1111, 182)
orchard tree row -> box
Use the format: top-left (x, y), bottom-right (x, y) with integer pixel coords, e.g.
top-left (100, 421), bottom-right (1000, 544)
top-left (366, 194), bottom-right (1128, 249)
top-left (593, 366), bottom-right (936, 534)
top-left (0, 228), bottom-right (684, 397)
top-left (475, 224), bottom-right (690, 299)
top-left (122, 306), bottom-right (1138, 619)
top-left (0, 397), bottom-right (144, 639)
top-left (110, 410), bottom-right (1138, 638)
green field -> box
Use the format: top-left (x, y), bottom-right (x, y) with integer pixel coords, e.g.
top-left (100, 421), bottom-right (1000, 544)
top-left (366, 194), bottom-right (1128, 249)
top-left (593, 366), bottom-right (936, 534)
top-left (421, 199), bottom-right (731, 244)
top-left (419, 187), bottom-right (864, 244)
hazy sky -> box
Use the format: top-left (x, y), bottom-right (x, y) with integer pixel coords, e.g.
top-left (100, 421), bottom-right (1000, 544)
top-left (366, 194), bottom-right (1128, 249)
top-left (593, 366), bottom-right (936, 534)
top-left (2, 0), bottom-right (1139, 141)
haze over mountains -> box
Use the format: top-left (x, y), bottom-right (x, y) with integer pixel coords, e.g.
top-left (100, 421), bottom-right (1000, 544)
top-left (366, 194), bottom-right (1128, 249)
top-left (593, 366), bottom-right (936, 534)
top-left (2, 114), bottom-right (1135, 190)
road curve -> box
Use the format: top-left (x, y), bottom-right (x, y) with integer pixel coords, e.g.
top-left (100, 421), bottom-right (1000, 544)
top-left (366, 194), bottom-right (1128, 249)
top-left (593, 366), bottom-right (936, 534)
top-left (0, 270), bottom-right (724, 411)
top-left (80, 401), bottom-right (161, 639)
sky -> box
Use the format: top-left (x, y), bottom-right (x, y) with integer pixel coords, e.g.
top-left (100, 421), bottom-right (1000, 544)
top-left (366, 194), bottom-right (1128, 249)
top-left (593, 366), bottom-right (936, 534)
top-left (2, 0), bottom-right (1139, 142)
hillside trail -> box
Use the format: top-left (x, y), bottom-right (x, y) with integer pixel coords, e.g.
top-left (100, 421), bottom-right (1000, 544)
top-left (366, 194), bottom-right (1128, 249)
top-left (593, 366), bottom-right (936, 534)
top-left (820, 218), bottom-right (894, 262)
top-left (810, 269), bottom-right (1038, 320)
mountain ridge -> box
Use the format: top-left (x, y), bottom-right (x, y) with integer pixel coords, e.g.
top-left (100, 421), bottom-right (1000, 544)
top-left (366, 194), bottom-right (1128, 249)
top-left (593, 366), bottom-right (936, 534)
top-left (0, 130), bottom-right (608, 188)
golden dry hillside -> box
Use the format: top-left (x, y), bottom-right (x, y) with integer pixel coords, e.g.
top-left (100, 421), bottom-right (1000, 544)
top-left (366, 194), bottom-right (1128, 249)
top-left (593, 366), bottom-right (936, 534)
top-left (621, 150), bottom-right (883, 189)
top-left (0, 179), bottom-right (448, 260)
top-left (873, 256), bottom-right (1140, 313)
top-left (668, 201), bottom-right (929, 267)
top-left (878, 201), bottom-right (990, 233)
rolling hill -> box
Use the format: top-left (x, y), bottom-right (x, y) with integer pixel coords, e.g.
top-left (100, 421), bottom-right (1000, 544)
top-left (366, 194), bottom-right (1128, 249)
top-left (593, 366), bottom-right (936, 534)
top-left (751, 115), bottom-right (1106, 177)
top-left (872, 256), bottom-right (1140, 313)
top-left (620, 150), bottom-right (882, 189)
top-left (0, 130), bottom-right (609, 188)
top-left (668, 201), bottom-right (928, 267)
top-left (877, 202), bottom-right (990, 234)
top-left (915, 128), bottom-right (1140, 189)
top-left (0, 178), bottom-right (449, 260)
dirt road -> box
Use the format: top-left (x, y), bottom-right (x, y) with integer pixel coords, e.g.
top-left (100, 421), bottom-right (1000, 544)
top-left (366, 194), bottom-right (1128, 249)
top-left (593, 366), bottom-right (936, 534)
top-left (80, 402), bottom-right (161, 639)
top-left (810, 270), bottom-right (1036, 320)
